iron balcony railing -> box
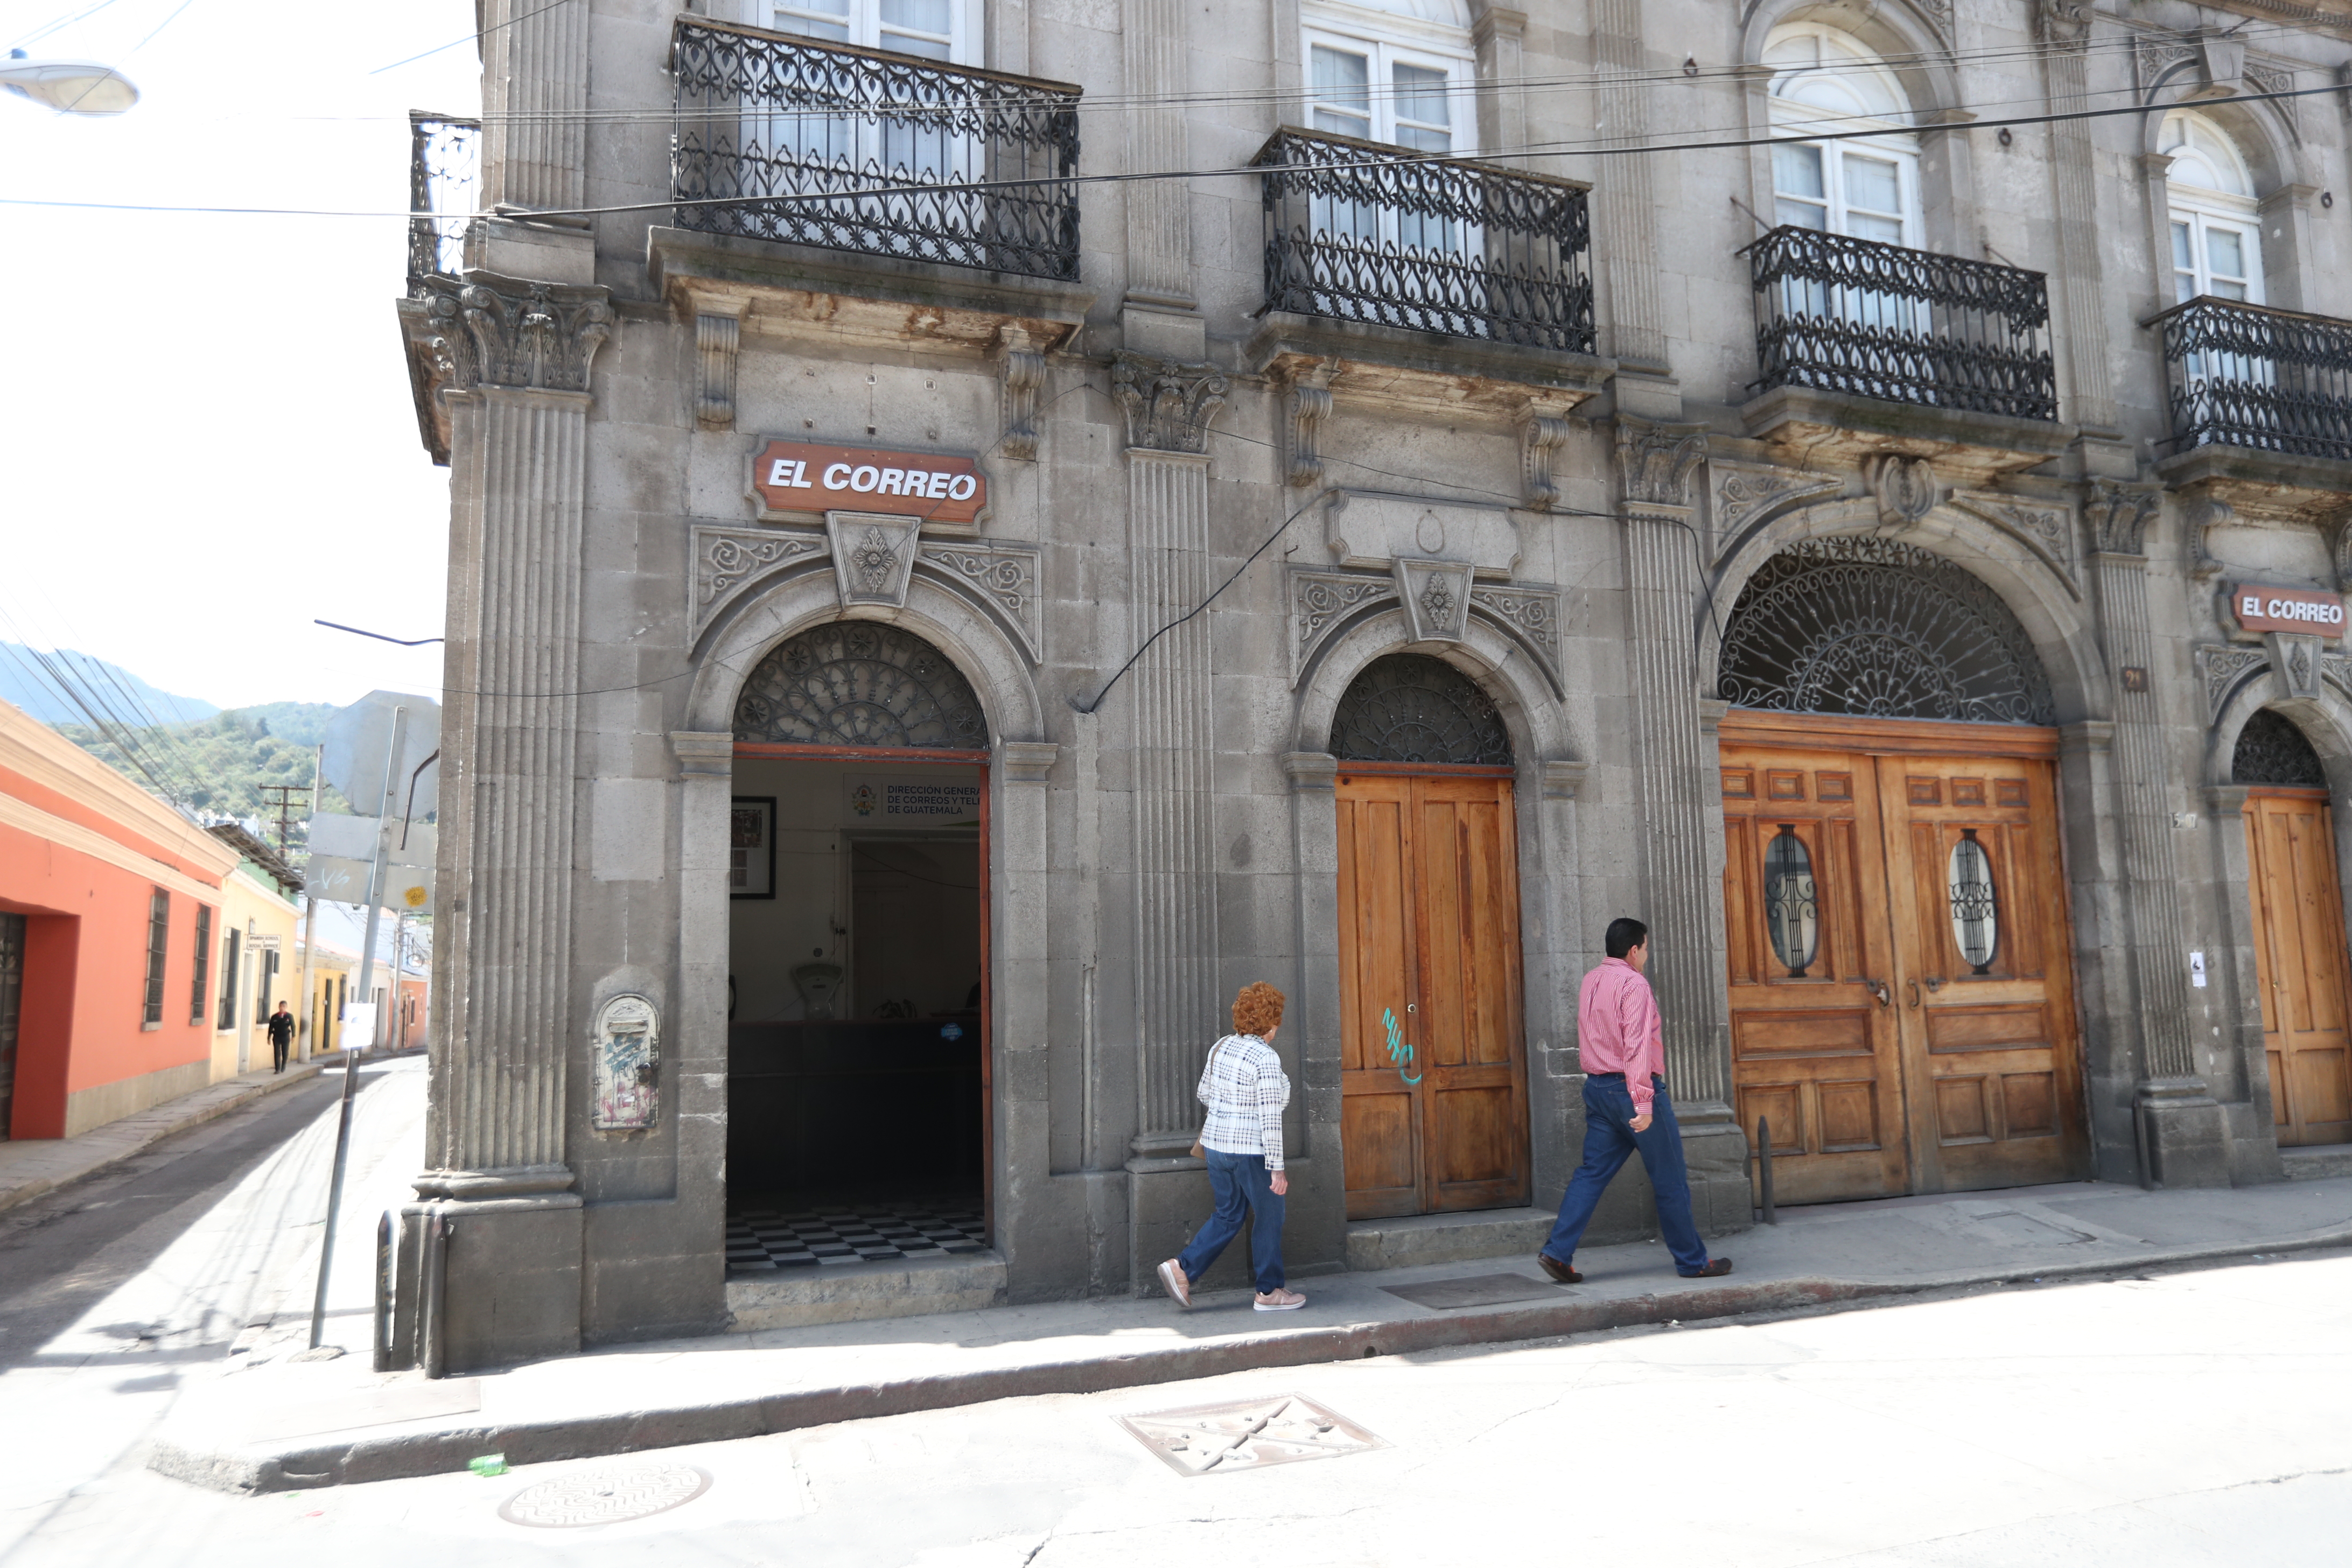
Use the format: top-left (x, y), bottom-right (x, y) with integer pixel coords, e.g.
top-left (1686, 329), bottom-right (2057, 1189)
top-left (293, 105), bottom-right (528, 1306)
top-left (1744, 225), bottom-right (2057, 423)
top-left (2148, 295), bottom-right (2352, 464)
top-left (1256, 128), bottom-right (1595, 354)
top-left (669, 17), bottom-right (1081, 281)
top-left (407, 111), bottom-right (480, 292)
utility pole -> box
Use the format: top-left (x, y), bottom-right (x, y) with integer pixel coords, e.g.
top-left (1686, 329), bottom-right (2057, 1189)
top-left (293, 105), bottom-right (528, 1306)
top-left (293, 745), bottom-right (323, 1063)
top-left (353, 708), bottom-right (407, 1056)
top-left (260, 782), bottom-right (310, 856)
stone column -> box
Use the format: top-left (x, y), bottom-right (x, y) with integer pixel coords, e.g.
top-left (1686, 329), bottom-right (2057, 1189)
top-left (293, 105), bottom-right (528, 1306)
top-left (2088, 484), bottom-right (2230, 1185)
top-left (1112, 352), bottom-right (1234, 1289)
top-left (2034, 0), bottom-right (2118, 433)
top-left (1614, 417), bottom-right (1751, 1234)
top-left (1120, 0), bottom-right (1191, 311)
top-left (1591, 0), bottom-right (1664, 373)
top-left (397, 276), bottom-right (613, 1370)
top-left (479, 0), bottom-right (588, 215)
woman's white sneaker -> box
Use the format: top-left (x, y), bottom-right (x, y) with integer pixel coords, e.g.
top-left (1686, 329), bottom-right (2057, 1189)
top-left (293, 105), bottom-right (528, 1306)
top-left (1253, 1288), bottom-right (1306, 1311)
top-left (1157, 1258), bottom-right (1192, 1308)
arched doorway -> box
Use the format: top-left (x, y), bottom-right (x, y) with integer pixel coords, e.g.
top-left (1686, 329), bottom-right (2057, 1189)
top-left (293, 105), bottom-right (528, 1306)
top-left (2232, 710), bottom-right (2352, 1147)
top-left (1329, 653), bottom-right (1530, 1217)
top-left (1714, 536), bottom-right (2089, 1201)
top-left (724, 621), bottom-right (995, 1273)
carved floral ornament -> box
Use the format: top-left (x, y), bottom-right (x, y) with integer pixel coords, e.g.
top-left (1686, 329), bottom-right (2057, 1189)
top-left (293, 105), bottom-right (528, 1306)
top-left (1111, 352), bottom-right (1229, 454)
top-left (688, 523), bottom-right (1042, 660)
top-left (1290, 565), bottom-right (1562, 696)
top-left (2196, 639), bottom-right (2352, 720)
top-left (398, 274), bottom-right (615, 463)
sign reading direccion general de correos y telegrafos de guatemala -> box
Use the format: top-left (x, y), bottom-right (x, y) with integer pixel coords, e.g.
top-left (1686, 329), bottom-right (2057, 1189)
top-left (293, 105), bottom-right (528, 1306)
top-left (750, 438), bottom-right (988, 527)
top-left (2230, 583), bottom-right (2348, 639)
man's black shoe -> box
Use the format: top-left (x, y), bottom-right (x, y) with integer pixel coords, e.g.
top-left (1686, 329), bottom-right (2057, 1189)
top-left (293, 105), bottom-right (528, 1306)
top-left (1680, 1257), bottom-right (1733, 1278)
top-left (1536, 1252), bottom-right (1582, 1285)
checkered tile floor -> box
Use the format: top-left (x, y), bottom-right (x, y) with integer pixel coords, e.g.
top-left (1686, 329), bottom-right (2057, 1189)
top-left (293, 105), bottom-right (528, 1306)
top-left (725, 1202), bottom-right (990, 1273)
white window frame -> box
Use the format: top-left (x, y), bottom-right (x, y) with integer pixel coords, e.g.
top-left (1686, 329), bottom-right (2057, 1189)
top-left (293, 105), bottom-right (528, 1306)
top-left (767, 0), bottom-right (981, 65)
top-left (1763, 24), bottom-right (1921, 249)
top-left (1300, 24), bottom-right (1478, 158)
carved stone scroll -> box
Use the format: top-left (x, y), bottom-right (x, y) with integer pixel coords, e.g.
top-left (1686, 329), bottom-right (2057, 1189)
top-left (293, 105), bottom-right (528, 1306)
top-left (1518, 403), bottom-right (1571, 512)
top-left (1284, 359), bottom-right (1338, 488)
top-left (919, 539), bottom-right (1044, 661)
top-left (1291, 568), bottom-right (1392, 683)
top-left (999, 326), bottom-right (1045, 462)
top-left (696, 312), bottom-right (739, 431)
top-left (1952, 491), bottom-right (2081, 594)
top-left (690, 525), bottom-right (828, 639)
top-left (2196, 642), bottom-right (2269, 721)
top-left (1709, 460), bottom-right (1840, 556)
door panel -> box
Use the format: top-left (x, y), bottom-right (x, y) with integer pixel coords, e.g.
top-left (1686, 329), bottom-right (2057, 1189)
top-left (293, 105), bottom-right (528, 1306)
top-left (1880, 753), bottom-right (2085, 1192)
top-left (2246, 791), bottom-right (2352, 1146)
top-left (1721, 745), bottom-right (1909, 1203)
top-left (1723, 725), bottom-right (2089, 1201)
top-left (1335, 771), bottom-right (1529, 1217)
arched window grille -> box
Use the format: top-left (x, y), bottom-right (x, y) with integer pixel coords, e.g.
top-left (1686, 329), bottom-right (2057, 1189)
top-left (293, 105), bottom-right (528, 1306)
top-left (1716, 535), bottom-right (2055, 725)
top-left (1331, 653), bottom-right (1512, 765)
top-left (735, 621), bottom-right (989, 748)
top-left (2232, 709), bottom-right (2327, 787)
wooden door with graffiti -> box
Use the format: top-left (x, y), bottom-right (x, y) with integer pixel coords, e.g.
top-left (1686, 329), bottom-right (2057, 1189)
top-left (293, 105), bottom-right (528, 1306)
top-left (2245, 789), bottom-right (2352, 1146)
top-left (1334, 769), bottom-right (1530, 1219)
top-left (1722, 714), bottom-right (2089, 1202)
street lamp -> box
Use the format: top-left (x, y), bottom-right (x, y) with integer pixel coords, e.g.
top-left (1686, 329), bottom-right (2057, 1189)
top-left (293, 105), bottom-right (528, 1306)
top-left (0, 48), bottom-right (139, 116)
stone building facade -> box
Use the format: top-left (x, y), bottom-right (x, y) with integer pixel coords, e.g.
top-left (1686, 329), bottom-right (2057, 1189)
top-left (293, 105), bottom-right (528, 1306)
top-left (395, 0), bottom-right (2352, 1368)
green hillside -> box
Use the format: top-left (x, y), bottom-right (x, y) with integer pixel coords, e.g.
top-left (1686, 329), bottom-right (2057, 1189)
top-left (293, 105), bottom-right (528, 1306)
top-left (58, 709), bottom-right (354, 832)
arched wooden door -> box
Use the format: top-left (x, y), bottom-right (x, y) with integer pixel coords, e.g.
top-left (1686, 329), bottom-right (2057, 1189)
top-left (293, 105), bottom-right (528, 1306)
top-left (1328, 655), bottom-right (1530, 1220)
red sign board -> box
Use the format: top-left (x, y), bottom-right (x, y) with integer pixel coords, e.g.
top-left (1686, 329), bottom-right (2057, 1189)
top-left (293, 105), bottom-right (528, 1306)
top-left (2231, 583), bottom-right (2347, 638)
top-left (750, 439), bottom-right (987, 526)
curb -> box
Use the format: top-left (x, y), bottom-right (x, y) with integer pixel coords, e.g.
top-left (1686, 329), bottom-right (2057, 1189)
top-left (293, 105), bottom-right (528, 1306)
top-left (0, 1059), bottom-right (330, 1218)
top-left (150, 1225), bottom-right (2352, 1494)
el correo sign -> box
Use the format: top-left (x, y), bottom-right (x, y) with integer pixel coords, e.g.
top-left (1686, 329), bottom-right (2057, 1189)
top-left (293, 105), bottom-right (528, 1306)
top-left (2231, 583), bottom-right (2347, 639)
top-left (750, 439), bottom-right (987, 526)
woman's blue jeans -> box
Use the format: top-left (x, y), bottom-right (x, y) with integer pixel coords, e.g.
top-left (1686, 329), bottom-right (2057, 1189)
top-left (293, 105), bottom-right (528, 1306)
top-left (1176, 1147), bottom-right (1286, 1293)
top-left (1541, 1074), bottom-right (1711, 1276)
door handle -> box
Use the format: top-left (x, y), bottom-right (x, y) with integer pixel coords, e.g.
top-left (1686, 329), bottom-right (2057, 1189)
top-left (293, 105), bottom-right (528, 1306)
top-left (1861, 978), bottom-right (1891, 1007)
top-left (1908, 979), bottom-right (1922, 1009)
top-left (1923, 976), bottom-right (1944, 992)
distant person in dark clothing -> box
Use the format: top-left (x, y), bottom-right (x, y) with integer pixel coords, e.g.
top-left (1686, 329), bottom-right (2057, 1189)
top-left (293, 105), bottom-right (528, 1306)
top-left (267, 1000), bottom-right (297, 1073)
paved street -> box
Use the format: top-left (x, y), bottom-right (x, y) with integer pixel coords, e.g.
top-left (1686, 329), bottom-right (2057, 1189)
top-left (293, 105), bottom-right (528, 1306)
top-left (8, 1218), bottom-right (2348, 1564)
top-left (0, 1058), bottom-right (426, 1562)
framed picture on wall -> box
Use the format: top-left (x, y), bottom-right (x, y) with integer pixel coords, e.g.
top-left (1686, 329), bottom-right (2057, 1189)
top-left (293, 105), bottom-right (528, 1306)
top-left (730, 796), bottom-right (776, 899)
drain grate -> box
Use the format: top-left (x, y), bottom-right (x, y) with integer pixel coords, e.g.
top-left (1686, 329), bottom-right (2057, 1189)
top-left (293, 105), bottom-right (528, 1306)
top-left (1117, 1394), bottom-right (1385, 1476)
top-left (498, 1465), bottom-right (712, 1527)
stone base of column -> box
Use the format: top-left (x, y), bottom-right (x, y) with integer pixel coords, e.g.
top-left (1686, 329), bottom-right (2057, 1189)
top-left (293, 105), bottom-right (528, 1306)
top-left (393, 1167), bottom-right (585, 1374)
top-left (1675, 1100), bottom-right (1756, 1240)
top-left (1126, 1134), bottom-right (1245, 1297)
top-left (2137, 1078), bottom-right (2234, 1189)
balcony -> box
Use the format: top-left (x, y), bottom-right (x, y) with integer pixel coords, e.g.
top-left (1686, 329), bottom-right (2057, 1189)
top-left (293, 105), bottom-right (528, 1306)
top-left (1740, 226), bottom-right (2066, 478)
top-left (1245, 127), bottom-right (1607, 422)
top-left (406, 111), bottom-right (479, 293)
top-left (2150, 296), bottom-right (2352, 517)
top-left (668, 18), bottom-right (1080, 282)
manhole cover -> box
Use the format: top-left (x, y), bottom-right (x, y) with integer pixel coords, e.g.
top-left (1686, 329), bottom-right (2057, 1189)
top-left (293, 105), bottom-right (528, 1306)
top-left (498, 1464), bottom-right (712, 1527)
top-left (1117, 1394), bottom-right (1384, 1476)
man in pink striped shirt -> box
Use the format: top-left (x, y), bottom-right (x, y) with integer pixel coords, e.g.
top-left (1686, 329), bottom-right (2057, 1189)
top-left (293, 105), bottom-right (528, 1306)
top-left (1536, 917), bottom-right (1732, 1283)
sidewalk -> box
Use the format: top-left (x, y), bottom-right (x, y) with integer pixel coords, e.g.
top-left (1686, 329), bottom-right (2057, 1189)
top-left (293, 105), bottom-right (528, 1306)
top-left (0, 1056), bottom-right (329, 1216)
top-left (151, 1172), bottom-right (2352, 1495)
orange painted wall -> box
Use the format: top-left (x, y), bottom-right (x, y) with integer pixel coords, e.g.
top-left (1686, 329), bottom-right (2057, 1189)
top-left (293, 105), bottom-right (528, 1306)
top-left (0, 817), bottom-right (223, 1140)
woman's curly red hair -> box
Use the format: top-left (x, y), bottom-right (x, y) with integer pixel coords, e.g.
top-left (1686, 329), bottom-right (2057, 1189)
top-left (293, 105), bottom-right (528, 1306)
top-left (1231, 981), bottom-right (1285, 1038)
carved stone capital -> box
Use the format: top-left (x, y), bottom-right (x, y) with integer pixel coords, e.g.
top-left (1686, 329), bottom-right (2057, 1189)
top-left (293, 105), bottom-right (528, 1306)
top-left (400, 273), bottom-right (615, 463)
top-left (1111, 351), bottom-right (1229, 453)
top-left (1283, 358), bottom-right (1339, 488)
top-left (1615, 415), bottom-right (1709, 509)
top-left (998, 326), bottom-right (1046, 463)
top-left (1518, 402), bottom-right (1572, 512)
top-left (2088, 481), bottom-right (2162, 556)
top-left (2035, 0), bottom-right (2090, 50)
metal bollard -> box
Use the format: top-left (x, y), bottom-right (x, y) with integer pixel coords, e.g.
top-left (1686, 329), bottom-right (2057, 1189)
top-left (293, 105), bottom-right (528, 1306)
top-left (308, 1048), bottom-right (361, 1349)
top-left (420, 1209), bottom-right (450, 1380)
top-left (372, 1210), bottom-right (395, 1373)
top-left (1757, 1116), bottom-right (1777, 1226)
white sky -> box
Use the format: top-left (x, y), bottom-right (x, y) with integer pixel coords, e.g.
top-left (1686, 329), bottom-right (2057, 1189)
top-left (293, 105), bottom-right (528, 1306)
top-left (2, 0), bottom-right (482, 709)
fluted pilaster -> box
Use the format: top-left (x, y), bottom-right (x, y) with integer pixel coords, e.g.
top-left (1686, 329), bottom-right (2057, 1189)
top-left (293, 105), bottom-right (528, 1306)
top-left (1592, 0), bottom-right (1664, 369)
top-left (1121, 0), bottom-right (1192, 303)
top-left (480, 0), bottom-right (590, 214)
top-left (2036, 2), bottom-right (2116, 432)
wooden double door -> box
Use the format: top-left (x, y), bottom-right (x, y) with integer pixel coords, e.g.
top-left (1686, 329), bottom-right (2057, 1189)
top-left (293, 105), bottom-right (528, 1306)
top-left (1720, 715), bottom-right (2089, 1203)
top-left (1334, 769), bottom-right (1530, 1219)
top-left (2243, 789), bottom-right (2352, 1146)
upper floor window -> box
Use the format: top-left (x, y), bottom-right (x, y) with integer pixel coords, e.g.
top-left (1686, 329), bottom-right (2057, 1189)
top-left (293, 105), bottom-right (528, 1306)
top-left (1765, 25), bottom-right (1919, 248)
top-left (2161, 110), bottom-right (2262, 305)
top-left (769, 0), bottom-right (974, 64)
top-left (1302, 0), bottom-right (1475, 155)
top-left (142, 889), bottom-right (170, 1028)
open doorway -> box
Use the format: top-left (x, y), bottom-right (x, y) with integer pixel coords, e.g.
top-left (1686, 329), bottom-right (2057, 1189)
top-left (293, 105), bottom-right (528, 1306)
top-left (726, 754), bottom-right (989, 1274)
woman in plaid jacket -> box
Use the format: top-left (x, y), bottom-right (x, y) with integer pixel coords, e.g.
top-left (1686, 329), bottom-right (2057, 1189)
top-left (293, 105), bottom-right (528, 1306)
top-left (1157, 981), bottom-right (1305, 1312)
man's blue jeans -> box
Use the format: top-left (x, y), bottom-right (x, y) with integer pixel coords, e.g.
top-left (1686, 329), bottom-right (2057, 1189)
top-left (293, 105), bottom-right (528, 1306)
top-left (1541, 1074), bottom-right (1711, 1276)
top-left (1176, 1147), bottom-right (1286, 1293)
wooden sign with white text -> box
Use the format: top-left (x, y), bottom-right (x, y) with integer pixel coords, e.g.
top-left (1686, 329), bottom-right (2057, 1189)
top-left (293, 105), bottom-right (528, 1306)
top-left (2231, 584), bottom-right (2346, 639)
top-left (750, 439), bottom-right (987, 526)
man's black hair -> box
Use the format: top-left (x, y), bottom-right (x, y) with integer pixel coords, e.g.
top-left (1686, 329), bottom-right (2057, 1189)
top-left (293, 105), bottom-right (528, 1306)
top-left (1605, 916), bottom-right (1649, 960)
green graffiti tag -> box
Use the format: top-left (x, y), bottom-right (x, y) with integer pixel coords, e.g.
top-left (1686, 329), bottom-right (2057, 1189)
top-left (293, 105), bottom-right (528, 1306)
top-left (1382, 1006), bottom-right (1422, 1087)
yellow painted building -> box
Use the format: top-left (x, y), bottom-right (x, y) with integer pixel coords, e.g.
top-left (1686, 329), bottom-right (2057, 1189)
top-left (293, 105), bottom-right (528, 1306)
top-left (203, 825), bottom-right (303, 1081)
